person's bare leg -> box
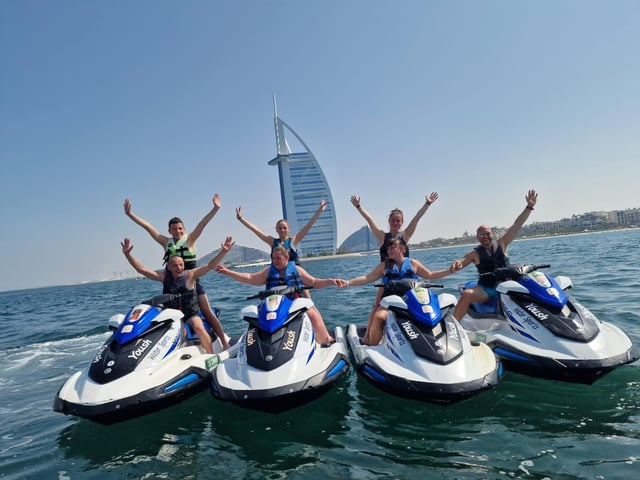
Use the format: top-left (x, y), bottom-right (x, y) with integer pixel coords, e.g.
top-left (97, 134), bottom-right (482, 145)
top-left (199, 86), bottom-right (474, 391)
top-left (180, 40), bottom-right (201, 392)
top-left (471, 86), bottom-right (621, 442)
top-left (198, 294), bottom-right (229, 349)
top-left (307, 307), bottom-right (334, 344)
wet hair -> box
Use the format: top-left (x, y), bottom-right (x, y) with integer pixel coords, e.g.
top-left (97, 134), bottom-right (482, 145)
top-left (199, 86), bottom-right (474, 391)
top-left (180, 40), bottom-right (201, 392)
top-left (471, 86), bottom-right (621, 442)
top-left (168, 217), bottom-right (184, 228)
top-left (275, 219), bottom-right (289, 229)
top-left (388, 208), bottom-right (404, 221)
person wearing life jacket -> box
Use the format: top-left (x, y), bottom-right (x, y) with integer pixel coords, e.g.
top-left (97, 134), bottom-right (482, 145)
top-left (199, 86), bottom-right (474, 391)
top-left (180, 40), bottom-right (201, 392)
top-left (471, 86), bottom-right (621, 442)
top-left (350, 192), bottom-right (439, 261)
top-left (123, 194), bottom-right (229, 349)
top-left (121, 236), bottom-right (235, 355)
top-left (342, 238), bottom-right (455, 346)
top-left (235, 199), bottom-right (327, 264)
top-left (216, 246), bottom-right (342, 345)
top-left (449, 189), bottom-right (538, 322)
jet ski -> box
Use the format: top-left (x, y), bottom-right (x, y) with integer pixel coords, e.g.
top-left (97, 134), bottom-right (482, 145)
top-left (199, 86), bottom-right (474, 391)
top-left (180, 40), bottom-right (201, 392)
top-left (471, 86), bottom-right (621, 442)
top-left (210, 285), bottom-right (350, 413)
top-left (53, 293), bottom-right (237, 424)
top-left (346, 279), bottom-right (502, 404)
top-left (459, 263), bottom-right (640, 384)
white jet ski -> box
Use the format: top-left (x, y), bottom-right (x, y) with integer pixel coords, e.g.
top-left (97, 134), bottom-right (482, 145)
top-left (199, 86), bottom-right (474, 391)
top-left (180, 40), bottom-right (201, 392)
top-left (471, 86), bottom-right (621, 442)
top-left (459, 264), bottom-right (639, 384)
top-left (210, 285), bottom-right (350, 413)
top-left (347, 279), bottom-right (502, 404)
top-left (54, 294), bottom-right (237, 424)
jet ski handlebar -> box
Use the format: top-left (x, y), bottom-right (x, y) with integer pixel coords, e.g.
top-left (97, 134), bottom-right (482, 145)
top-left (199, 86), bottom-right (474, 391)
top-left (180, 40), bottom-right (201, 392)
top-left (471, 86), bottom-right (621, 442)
top-left (483, 264), bottom-right (551, 282)
top-left (247, 285), bottom-right (312, 300)
top-left (141, 293), bottom-right (181, 308)
top-left (373, 279), bottom-right (444, 292)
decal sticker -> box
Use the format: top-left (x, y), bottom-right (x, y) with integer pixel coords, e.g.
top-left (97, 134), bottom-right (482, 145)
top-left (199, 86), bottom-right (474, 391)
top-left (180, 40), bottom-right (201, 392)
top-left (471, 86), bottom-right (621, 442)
top-left (400, 321), bottom-right (419, 340)
top-left (421, 305), bottom-right (434, 314)
top-left (205, 356), bottom-right (219, 371)
top-left (413, 288), bottom-right (430, 304)
top-left (531, 271), bottom-right (551, 287)
top-left (122, 325), bottom-right (133, 333)
top-left (524, 303), bottom-right (549, 321)
top-left (546, 287), bottom-right (560, 298)
top-left (282, 329), bottom-right (296, 351)
top-left (128, 338), bottom-right (153, 360)
top-left (92, 344), bottom-right (108, 364)
top-left (266, 312), bottom-right (277, 321)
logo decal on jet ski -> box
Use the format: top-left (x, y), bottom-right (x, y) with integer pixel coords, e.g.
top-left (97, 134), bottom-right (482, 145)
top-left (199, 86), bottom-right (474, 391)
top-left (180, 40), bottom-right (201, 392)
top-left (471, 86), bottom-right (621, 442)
top-left (128, 338), bottom-right (153, 360)
top-left (246, 330), bottom-right (255, 346)
top-left (400, 321), bottom-right (419, 340)
top-left (524, 303), bottom-right (549, 321)
top-left (390, 321), bottom-right (406, 345)
top-left (530, 271), bottom-right (551, 288)
top-left (282, 329), bottom-right (297, 351)
top-left (92, 344), bottom-right (108, 364)
top-left (446, 321), bottom-right (459, 340)
top-left (129, 308), bottom-right (144, 321)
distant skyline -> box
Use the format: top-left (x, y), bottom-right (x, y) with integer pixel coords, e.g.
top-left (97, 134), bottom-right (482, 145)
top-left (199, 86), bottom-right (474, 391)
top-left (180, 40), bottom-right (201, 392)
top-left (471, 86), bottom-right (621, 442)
top-left (2, 1), bottom-right (639, 291)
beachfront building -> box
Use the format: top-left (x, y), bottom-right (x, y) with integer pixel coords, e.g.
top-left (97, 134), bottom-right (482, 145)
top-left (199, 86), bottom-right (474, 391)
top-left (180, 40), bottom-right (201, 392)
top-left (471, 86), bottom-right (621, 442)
top-left (267, 97), bottom-right (337, 257)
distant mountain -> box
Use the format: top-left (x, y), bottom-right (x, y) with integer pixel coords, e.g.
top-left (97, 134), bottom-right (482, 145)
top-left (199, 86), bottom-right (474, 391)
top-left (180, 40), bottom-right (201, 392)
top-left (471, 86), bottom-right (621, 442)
top-left (198, 244), bottom-right (270, 266)
top-left (339, 226), bottom-right (378, 253)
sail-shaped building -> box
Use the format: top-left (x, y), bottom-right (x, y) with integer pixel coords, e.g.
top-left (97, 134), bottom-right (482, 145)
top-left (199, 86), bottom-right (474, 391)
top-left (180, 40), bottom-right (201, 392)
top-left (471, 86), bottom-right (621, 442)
top-left (268, 97), bottom-right (337, 256)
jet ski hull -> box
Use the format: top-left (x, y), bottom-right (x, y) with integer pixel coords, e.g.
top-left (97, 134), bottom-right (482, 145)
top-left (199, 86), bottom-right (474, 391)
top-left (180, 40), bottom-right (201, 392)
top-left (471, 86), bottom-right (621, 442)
top-left (211, 327), bottom-right (350, 413)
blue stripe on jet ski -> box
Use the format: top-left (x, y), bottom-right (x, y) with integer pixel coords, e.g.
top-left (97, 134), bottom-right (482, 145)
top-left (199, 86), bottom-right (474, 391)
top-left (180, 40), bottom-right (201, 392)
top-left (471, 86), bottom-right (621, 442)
top-left (163, 373), bottom-right (200, 393)
top-left (362, 364), bottom-right (388, 383)
top-left (494, 347), bottom-right (532, 363)
top-left (516, 329), bottom-right (540, 343)
top-left (326, 359), bottom-right (347, 379)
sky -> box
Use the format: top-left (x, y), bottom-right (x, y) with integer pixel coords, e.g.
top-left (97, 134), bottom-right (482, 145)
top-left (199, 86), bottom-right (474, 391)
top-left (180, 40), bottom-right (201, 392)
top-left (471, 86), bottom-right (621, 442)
top-left (1, 0), bottom-right (639, 292)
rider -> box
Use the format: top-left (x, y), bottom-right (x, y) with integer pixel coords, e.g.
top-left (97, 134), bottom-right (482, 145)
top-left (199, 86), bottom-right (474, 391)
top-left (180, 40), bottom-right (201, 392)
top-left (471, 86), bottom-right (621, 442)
top-left (350, 193), bottom-right (438, 261)
top-left (235, 199), bottom-right (327, 264)
top-left (215, 246), bottom-right (343, 345)
top-left (342, 238), bottom-right (455, 346)
top-left (123, 194), bottom-right (229, 349)
top-left (449, 189), bottom-right (538, 321)
top-left (121, 236), bottom-right (235, 354)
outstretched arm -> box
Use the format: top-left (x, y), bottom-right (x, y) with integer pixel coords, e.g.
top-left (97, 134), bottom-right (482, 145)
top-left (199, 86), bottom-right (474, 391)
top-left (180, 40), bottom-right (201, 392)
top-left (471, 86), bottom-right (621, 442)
top-left (188, 193), bottom-right (222, 246)
top-left (215, 264), bottom-right (267, 286)
top-left (297, 266), bottom-right (344, 289)
top-left (351, 195), bottom-right (385, 245)
top-left (344, 262), bottom-right (385, 287)
top-left (121, 238), bottom-right (163, 281)
top-left (236, 206), bottom-right (274, 246)
top-left (291, 199), bottom-right (326, 247)
top-left (190, 236), bottom-right (235, 279)
top-left (403, 192), bottom-right (438, 243)
top-left (123, 199), bottom-right (168, 247)
top-left (413, 258), bottom-right (452, 281)
top-left (499, 189), bottom-right (538, 249)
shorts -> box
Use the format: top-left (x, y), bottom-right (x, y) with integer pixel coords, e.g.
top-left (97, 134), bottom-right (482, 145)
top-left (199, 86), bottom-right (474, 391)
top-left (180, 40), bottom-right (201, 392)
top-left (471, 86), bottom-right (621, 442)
top-left (479, 285), bottom-right (498, 298)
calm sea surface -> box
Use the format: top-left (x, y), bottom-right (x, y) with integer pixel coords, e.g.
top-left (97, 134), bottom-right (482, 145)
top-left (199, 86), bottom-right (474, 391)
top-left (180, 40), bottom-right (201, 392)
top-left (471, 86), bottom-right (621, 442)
top-left (1, 230), bottom-right (639, 480)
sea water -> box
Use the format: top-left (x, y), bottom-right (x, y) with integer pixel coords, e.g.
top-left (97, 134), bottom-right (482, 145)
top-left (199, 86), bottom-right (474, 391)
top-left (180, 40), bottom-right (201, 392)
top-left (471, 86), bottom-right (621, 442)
top-left (1, 229), bottom-right (639, 479)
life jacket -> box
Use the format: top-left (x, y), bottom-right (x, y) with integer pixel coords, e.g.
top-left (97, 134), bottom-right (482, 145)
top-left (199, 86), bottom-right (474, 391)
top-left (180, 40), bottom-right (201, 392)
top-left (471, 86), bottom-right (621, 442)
top-left (379, 232), bottom-right (410, 261)
top-left (272, 237), bottom-right (299, 263)
top-left (162, 271), bottom-right (198, 318)
top-left (381, 257), bottom-right (417, 296)
top-left (265, 261), bottom-right (304, 291)
top-left (474, 240), bottom-right (509, 287)
top-left (163, 235), bottom-right (197, 269)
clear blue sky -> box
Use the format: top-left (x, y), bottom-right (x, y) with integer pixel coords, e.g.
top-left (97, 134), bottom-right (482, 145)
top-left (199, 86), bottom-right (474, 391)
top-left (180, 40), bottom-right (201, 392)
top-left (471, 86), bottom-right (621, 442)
top-left (2, 0), bottom-right (639, 291)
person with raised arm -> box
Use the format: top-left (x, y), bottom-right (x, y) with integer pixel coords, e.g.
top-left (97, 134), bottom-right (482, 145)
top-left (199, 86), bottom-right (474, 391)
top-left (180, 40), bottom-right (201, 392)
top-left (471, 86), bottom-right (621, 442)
top-left (350, 193), bottom-right (439, 261)
top-left (122, 236), bottom-right (235, 354)
top-left (123, 194), bottom-right (229, 349)
top-left (448, 189), bottom-right (538, 321)
top-left (216, 245), bottom-right (344, 346)
top-left (342, 238), bottom-right (456, 346)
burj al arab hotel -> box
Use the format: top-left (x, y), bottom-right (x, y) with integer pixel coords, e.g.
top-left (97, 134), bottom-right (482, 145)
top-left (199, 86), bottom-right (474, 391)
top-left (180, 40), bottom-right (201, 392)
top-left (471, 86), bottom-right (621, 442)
top-left (268, 97), bottom-right (337, 256)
